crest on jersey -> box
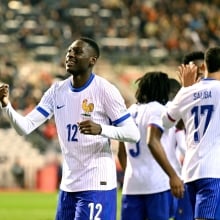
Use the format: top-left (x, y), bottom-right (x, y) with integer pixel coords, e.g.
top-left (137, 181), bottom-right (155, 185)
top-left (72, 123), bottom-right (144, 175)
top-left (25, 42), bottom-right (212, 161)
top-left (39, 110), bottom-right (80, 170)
top-left (81, 99), bottom-right (94, 117)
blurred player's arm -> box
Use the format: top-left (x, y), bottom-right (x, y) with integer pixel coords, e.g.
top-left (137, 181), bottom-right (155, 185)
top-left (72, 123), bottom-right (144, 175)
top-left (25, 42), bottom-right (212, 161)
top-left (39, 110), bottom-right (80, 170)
top-left (147, 125), bottom-right (184, 198)
top-left (118, 142), bottom-right (127, 171)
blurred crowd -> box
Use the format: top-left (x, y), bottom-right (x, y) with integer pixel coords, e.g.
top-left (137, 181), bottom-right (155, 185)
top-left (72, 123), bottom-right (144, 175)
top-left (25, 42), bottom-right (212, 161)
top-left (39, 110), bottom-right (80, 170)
top-left (0, 0), bottom-right (220, 61)
top-left (0, 0), bottom-right (220, 153)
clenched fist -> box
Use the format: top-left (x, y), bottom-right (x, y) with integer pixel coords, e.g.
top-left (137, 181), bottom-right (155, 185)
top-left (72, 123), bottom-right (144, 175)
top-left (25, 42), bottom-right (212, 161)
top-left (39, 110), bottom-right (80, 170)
top-left (0, 84), bottom-right (9, 107)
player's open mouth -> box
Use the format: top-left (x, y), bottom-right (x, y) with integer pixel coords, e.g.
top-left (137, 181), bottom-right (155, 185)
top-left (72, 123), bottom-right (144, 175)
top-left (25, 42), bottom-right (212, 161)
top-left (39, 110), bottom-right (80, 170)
top-left (67, 60), bottom-right (76, 64)
top-left (66, 61), bottom-right (77, 67)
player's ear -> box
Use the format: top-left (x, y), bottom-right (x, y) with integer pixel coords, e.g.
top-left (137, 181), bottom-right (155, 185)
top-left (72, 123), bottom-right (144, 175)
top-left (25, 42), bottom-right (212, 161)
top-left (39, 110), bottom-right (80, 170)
top-left (89, 56), bottom-right (97, 66)
top-left (200, 63), bottom-right (205, 72)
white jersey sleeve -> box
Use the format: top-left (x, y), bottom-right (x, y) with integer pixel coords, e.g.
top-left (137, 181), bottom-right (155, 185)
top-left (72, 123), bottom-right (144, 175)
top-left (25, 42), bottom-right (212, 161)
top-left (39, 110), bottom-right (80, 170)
top-left (175, 129), bottom-right (186, 156)
top-left (1, 82), bottom-right (57, 135)
top-left (101, 117), bottom-right (140, 142)
top-left (161, 90), bottom-right (184, 129)
top-left (2, 102), bottom-right (49, 135)
top-left (95, 76), bottom-right (140, 142)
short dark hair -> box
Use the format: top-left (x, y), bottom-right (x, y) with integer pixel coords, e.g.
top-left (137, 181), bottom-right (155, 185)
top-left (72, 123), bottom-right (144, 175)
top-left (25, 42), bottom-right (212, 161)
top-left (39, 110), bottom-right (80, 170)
top-left (80, 37), bottom-right (100, 58)
top-left (169, 78), bottom-right (181, 100)
top-left (183, 51), bottom-right (204, 65)
top-left (135, 71), bottom-right (170, 105)
top-left (205, 47), bottom-right (220, 73)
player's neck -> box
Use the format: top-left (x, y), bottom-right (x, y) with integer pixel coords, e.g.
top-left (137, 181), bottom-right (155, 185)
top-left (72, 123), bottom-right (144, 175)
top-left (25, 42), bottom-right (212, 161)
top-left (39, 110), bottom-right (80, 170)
top-left (206, 71), bottom-right (220, 80)
top-left (71, 72), bottom-right (92, 88)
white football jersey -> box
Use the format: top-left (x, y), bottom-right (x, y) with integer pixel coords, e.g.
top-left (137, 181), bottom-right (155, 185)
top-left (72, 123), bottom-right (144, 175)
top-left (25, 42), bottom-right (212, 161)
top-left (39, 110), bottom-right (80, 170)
top-left (162, 127), bottom-right (184, 177)
top-left (122, 102), bottom-right (170, 195)
top-left (163, 79), bottom-right (220, 183)
top-left (37, 73), bottom-right (130, 192)
top-left (163, 101), bottom-right (186, 177)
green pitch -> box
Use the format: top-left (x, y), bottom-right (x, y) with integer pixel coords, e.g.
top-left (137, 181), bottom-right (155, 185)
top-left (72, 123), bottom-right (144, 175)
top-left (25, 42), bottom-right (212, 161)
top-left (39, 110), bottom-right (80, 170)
top-left (0, 189), bottom-right (122, 220)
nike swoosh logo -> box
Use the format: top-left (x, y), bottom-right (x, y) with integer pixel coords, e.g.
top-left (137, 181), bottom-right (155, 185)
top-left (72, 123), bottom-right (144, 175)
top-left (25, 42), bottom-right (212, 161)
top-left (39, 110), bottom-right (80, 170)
top-left (56, 105), bottom-right (65, 109)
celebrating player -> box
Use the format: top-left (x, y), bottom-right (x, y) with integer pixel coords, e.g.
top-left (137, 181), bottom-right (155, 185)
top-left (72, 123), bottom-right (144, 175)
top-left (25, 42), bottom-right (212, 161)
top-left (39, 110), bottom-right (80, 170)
top-left (0, 37), bottom-right (140, 220)
top-left (162, 46), bottom-right (220, 220)
top-left (118, 71), bottom-right (184, 220)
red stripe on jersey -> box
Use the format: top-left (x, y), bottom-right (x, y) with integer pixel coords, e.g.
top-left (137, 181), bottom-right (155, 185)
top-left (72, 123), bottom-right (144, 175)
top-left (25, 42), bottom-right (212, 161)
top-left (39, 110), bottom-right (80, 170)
top-left (167, 113), bottom-right (176, 122)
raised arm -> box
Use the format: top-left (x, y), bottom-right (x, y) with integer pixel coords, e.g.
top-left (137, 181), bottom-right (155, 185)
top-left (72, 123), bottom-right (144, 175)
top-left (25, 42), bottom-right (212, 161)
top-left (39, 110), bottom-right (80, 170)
top-left (0, 84), bottom-right (9, 107)
top-left (0, 84), bottom-right (48, 135)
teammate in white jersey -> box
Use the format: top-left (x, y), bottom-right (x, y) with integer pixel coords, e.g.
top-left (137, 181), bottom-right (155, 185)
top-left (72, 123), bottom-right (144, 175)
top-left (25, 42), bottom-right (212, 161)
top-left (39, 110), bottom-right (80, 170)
top-left (118, 72), bottom-right (184, 220)
top-left (166, 78), bottom-right (186, 174)
top-left (166, 78), bottom-right (193, 220)
top-left (174, 51), bottom-right (205, 220)
top-left (0, 37), bottom-right (140, 220)
top-left (162, 46), bottom-right (220, 220)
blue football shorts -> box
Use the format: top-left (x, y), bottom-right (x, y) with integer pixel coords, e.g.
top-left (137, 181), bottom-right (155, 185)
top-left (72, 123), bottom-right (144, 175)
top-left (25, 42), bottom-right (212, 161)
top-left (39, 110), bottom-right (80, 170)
top-left (55, 188), bottom-right (117, 220)
top-left (175, 185), bottom-right (193, 220)
top-left (186, 178), bottom-right (220, 220)
top-left (121, 190), bottom-right (173, 220)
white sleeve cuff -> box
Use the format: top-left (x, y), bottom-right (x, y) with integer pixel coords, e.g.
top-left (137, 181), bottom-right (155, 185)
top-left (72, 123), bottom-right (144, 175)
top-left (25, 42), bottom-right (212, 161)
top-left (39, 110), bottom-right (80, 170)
top-left (100, 117), bottom-right (140, 143)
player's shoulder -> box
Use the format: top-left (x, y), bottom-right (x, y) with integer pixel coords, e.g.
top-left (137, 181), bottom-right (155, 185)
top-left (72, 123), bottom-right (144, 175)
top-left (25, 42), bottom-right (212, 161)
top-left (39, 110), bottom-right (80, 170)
top-left (130, 102), bottom-right (164, 113)
top-left (51, 76), bottom-right (71, 90)
top-left (93, 74), bottom-right (120, 94)
top-left (201, 78), bottom-right (220, 89)
top-left (147, 101), bottom-right (166, 116)
top-left (181, 79), bottom-right (220, 95)
top-left (128, 103), bottom-right (138, 115)
top-left (149, 101), bottom-right (165, 109)
top-left (94, 74), bottom-right (115, 86)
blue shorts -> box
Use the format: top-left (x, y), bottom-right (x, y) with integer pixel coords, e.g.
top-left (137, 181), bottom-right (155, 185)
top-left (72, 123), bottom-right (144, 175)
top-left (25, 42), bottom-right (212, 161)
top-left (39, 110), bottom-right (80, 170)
top-left (121, 190), bottom-right (173, 220)
top-left (186, 178), bottom-right (220, 220)
top-left (55, 188), bottom-right (117, 220)
top-left (170, 195), bottom-right (178, 219)
top-left (175, 185), bottom-right (193, 220)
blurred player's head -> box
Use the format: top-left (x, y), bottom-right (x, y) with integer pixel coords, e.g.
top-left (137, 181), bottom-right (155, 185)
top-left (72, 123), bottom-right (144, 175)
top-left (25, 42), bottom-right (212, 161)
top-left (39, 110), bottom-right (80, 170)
top-left (168, 78), bottom-right (181, 100)
top-left (205, 46), bottom-right (220, 74)
top-left (182, 51), bottom-right (205, 81)
top-left (135, 71), bottom-right (170, 105)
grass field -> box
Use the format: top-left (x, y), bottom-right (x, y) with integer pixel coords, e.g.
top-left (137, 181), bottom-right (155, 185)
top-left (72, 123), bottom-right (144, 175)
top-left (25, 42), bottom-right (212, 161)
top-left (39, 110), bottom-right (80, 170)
top-left (0, 189), bottom-right (122, 220)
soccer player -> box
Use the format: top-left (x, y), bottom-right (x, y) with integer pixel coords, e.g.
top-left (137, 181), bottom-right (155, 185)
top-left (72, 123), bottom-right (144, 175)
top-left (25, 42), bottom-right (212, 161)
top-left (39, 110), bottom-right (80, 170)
top-left (182, 51), bottom-right (204, 73)
top-left (174, 51), bottom-right (206, 220)
top-left (179, 51), bottom-right (205, 86)
top-left (166, 78), bottom-right (193, 220)
top-left (162, 46), bottom-right (220, 220)
top-left (0, 37), bottom-right (140, 220)
top-left (118, 72), bottom-right (184, 220)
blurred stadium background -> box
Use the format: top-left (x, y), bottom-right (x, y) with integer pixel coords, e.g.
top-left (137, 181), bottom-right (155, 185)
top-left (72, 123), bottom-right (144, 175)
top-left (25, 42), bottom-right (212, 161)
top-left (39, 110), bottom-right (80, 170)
top-left (0, 0), bottom-right (220, 208)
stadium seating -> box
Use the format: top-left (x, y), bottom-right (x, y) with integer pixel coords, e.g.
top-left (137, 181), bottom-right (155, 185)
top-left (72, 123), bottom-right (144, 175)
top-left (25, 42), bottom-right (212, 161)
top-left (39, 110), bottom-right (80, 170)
top-left (0, 128), bottom-right (45, 189)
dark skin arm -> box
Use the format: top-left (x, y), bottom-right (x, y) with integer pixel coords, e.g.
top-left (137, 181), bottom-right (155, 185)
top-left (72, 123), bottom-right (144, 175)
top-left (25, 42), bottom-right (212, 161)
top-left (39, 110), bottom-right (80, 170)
top-left (147, 125), bottom-right (184, 198)
top-left (118, 141), bottom-right (127, 171)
